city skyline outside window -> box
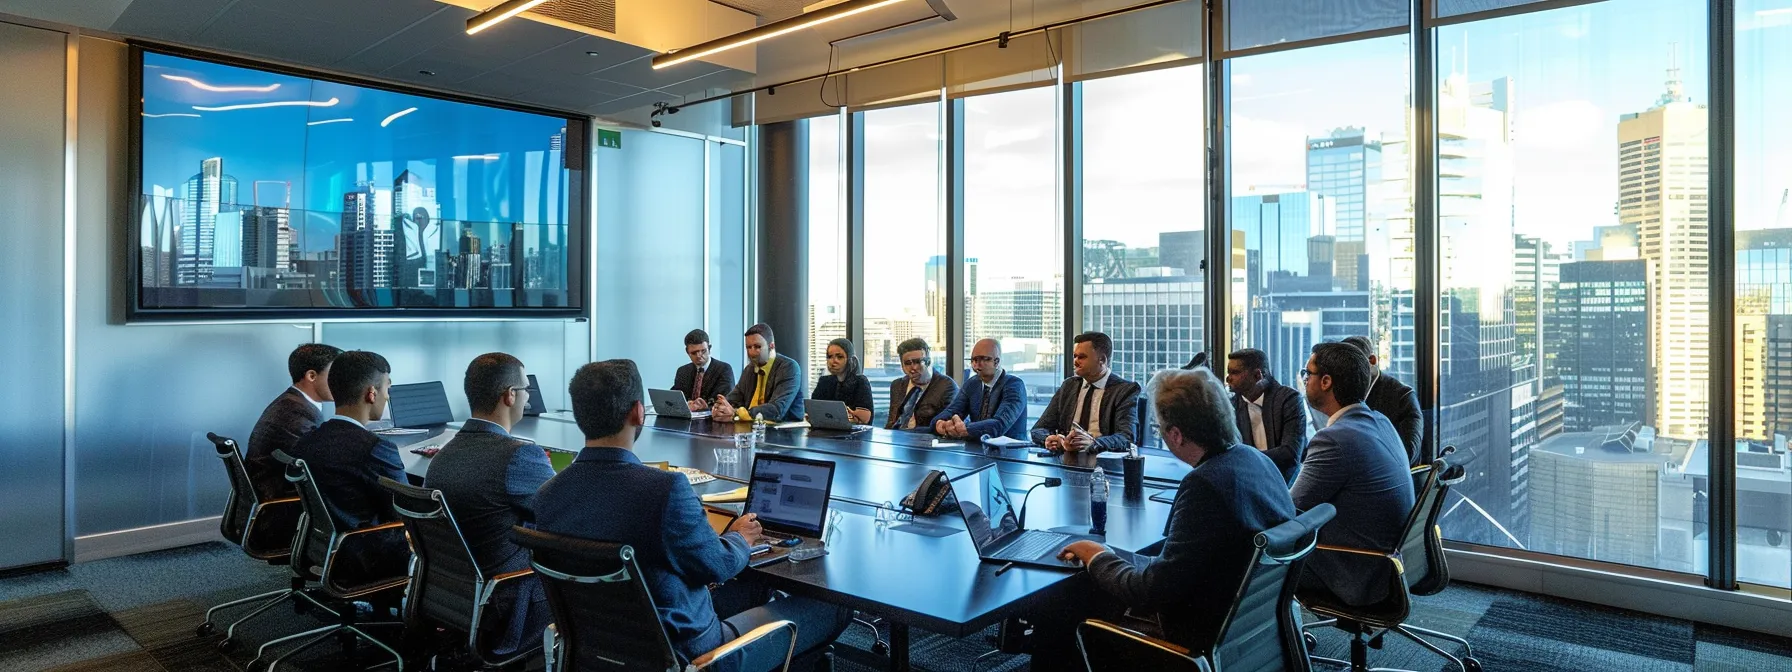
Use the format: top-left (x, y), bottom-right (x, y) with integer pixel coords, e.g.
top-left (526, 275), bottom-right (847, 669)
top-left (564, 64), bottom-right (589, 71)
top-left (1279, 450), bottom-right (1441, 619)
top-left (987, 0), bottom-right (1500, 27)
top-left (136, 51), bottom-right (575, 313)
top-left (808, 114), bottom-right (846, 385)
top-left (1734, 0), bottom-right (1792, 589)
top-left (861, 102), bottom-right (946, 423)
top-left (964, 86), bottom-right (1062, 423)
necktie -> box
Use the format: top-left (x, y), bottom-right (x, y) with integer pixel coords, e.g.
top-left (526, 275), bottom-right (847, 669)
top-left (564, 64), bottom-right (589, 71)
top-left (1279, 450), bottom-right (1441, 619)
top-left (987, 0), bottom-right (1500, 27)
top-left (1076, 380), bottom-right (1096, 431)
top-left (751, 365), bottom-right (769, 408)
top-left (896, 385), bottom-right (923, 428)
top-left (980, 384), bottom-right (994, 420)
top-left (692, 367), bottom-right (703, 401)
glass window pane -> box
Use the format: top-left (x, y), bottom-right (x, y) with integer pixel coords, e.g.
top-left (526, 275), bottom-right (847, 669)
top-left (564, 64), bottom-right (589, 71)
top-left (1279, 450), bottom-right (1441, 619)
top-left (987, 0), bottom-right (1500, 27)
top-left (595, 131), bottom-right (706, 380)
top-left (1735, 0), bottom-right (1792, 590)
top-left (1437, 0), bottom-right (1709, 574)
top-left (863, 103), bottom-right (945, 423)
top-left (1081, 65), bottom-right (1208, 446)
top-left (808, 114), bottom-right (845, 387)
top-left (1226, 0), bottom-right (1408, 52)
top-left (964, 87), bottom-right (1061, 425)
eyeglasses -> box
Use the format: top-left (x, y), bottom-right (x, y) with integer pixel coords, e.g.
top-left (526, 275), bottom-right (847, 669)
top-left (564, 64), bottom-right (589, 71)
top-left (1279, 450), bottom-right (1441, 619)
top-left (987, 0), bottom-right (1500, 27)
top-left (970, 356), bottom-right (998, 364)
top-left (1298, 368), bottom-right (1322, 381)
top-left (901, 358), bottom-right (927, 368)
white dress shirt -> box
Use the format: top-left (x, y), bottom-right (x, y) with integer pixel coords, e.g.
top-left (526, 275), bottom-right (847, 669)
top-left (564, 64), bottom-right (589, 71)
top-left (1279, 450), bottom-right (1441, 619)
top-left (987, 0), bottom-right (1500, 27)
top-left (1071, 373), bottom-right (1110, 437)
top-left (292, 386), bottom-right (325, 413)
top-left (1246, 394), bottom-right (1270, 452)
top-left (1326, 403), bottom-right (1365, 428)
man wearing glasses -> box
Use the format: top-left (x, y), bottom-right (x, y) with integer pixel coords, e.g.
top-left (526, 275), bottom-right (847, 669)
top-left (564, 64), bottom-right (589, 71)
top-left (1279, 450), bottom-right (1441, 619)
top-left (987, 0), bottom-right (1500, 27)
top-left (884, 338), bottom-right (957, 431)
top-left (671, 329), bottom-right (734, 412)
top-left (426, 352), bottom-right (556, 657)
top-left (932, 338), bottom-right (1029, 441)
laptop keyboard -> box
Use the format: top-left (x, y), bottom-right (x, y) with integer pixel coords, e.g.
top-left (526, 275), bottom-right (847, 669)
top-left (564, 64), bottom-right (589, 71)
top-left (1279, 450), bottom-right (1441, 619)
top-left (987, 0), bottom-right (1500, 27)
top-left (1004, 531), bottom-right (1071, 560)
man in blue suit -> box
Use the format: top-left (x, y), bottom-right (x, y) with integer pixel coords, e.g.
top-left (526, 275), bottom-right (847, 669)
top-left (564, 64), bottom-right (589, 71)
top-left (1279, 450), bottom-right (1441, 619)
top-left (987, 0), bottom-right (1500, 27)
top-left (1292, 342), bottom-right (1415, 607)
top-left (532, 359), bottom-right (848, 672)
top-left (931, 338), bottom-right (1029, 441)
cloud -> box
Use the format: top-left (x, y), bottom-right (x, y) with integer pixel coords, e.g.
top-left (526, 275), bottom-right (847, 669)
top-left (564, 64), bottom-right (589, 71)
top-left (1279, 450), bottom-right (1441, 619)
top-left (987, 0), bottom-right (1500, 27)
top-left (1228, 115), bottom-right (1310, 194)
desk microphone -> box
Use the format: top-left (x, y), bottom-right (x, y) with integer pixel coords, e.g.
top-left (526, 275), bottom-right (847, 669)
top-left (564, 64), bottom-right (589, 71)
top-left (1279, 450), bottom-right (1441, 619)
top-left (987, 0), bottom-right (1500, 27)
top-left (1182, 352), bottom-right (1208, 370)
top-left (1017, 477), bottom-right (1063, 529)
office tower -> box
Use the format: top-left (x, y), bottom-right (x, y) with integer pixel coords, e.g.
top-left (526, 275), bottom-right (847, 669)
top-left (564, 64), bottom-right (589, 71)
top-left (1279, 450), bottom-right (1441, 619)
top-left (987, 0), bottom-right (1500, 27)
top-left (1306, 128), bottom-right (1379, 290)
top-left (1554, 259), bottom-right (1652, 432)
top-left (1735, 229), bottom-right (1792, 440)
top-left (1234, 192), bottom-right (1328, 294)
top-left (457, 229), bottom-right (483, 289)
top-left (923, 255), bottom-right (977, 353)
top-left (241, 206), bottom-right (292, 272)
top-left (976, 278), bottom-right (1062, 342)
top-left (1083, 274), bottom-right (1205, 388)
top-left (339, 183), bottom-right (394, 297)
top-left (1768, 317), bottom-right (1792, 441)
top-left (141, 186), bottom-right (183, 287)
top-left (1249, 290), bottom-right (1372, 382)
top-left (393, 170), bottom-right (441, 289)
top-left (211, 210), bottom-right (243, 269)
top-left (808, 303), bottom-right (847, 384)
top-left (178, 157), bottom-right (239, 284)
top-left (1620, 58), bottom-right (1710, 440)
top-left (1157, 230), bottom-right (1205, 278)
top-left (1516, 235), bottom-right (1567, 439)
top-left (1529, 425), bottom-right (1663, 568)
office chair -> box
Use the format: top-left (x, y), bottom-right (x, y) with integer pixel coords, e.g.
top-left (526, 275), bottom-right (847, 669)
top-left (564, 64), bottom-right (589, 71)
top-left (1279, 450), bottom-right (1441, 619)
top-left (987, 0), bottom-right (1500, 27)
top-left (509, 526), bottom-right (803, 672)
top-left (379, 478), bottom-right (541, 670)
top-left (196, 433), bottom-right (317, 652)
top-left (1076, 503), bottom-right (1336, 672)
top-left (1297, 453), bottom-right (1480, 672)
top-left (255, 450), bottom-right (411, 672)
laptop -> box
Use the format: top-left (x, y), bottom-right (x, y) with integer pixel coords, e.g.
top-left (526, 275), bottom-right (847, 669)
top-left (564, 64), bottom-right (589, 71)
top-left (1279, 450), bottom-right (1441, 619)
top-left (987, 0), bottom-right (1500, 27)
top-left (805, 399), bottom-right (856, 431)
top-left (948, 465), bottom-right (1098, 570)
top-left (648, 388), bottom-right (710, 420)
top-left (387, 381), bottom-right (456, 429)
top-left (523, 374), bottom-right (547, 416)
top-left (741, 454), bottom-right (837, 567)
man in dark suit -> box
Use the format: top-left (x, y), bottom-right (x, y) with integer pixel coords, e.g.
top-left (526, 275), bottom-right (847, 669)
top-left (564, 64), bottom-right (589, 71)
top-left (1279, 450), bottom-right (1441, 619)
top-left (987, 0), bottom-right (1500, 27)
top-left (246, 343), bottom-right (342, 501)
top-left (1342, 335), bottom-right (1426, 466)
top-left (1054, 367), bottom-right (1295, 660)
top-left (285, 350), bottom-right (410, 586)
top-left (932, 338), bottom-right (1028, 441)
top-left (425, 352), bottom-right (555, 657)
top-left (672, 328), bottom-right (734, 413)
top-left (1031, 331), bottom-right (1141, 454)
top-left (711, 323), bottom-right (805, 423)
top-left (883, 337), bottom-right (956, 431)
top-left (1225, 348), bottom-right (1309, 483)
top-left (533, 359), bottom-right (849, 672)
top-left (1293, 342), bottom-right (1415, 607)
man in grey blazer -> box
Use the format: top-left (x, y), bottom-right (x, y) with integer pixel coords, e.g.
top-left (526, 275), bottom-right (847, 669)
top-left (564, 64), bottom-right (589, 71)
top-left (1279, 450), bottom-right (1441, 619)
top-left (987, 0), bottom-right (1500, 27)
top-left (246, 343), bottom-right (341, 501)
top-left (1031, 332), bottom-right (1141, 454)
top-left (1225, 348), bottom-right (1309, 484)
top-left (711, 323), bottom-right (806, 422)
top-left (884, 337), bottom-right (957, 431)
top-left (1293, 342), bottom-right (1415, 607)
top-left (671, 328), bottom-right (734, 412)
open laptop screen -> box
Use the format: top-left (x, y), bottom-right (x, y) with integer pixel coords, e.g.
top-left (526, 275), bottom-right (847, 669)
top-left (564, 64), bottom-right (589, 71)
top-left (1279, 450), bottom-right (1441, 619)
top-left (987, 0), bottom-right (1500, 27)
top-left (524, 374), bottom-right (547, 416)
top-left (949, 465), bottom-right (1022, 554)
top-left (744, 454), bottom-right (837, 537)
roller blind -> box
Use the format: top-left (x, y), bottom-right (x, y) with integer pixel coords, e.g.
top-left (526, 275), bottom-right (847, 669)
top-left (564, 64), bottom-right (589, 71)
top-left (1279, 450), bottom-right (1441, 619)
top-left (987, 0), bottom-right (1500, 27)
top-left (1225, 0), bottom-right (1408, 53)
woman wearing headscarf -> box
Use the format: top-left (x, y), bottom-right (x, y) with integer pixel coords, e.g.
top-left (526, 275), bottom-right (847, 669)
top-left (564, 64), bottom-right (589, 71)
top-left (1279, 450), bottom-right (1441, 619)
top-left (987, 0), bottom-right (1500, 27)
top-left (811, 337), bottom-right (874, 424)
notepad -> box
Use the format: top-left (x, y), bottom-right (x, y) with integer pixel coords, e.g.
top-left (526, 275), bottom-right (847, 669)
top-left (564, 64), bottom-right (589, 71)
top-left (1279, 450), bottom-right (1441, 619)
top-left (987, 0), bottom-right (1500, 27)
top-left (774, 421), bottom-right (811, 430)
top-left (981, 436), bottom-right (1033, 448)
top-left (701, 486), bottom-right (749, 504)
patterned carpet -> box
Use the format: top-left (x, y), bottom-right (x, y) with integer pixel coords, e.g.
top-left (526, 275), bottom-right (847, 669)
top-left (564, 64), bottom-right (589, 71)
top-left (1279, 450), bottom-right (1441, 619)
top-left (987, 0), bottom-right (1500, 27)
top-left (1, 542), bottom-right (1788, 671)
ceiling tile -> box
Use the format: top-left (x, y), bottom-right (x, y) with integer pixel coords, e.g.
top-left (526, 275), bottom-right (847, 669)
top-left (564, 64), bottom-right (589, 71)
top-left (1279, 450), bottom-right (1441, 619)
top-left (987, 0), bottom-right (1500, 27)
top-left (590, 57), bottom-right (724, 91)
top-left (110, 0), bottom-right (239, 42)
top-left (332, 5), bottom-right (467, 72)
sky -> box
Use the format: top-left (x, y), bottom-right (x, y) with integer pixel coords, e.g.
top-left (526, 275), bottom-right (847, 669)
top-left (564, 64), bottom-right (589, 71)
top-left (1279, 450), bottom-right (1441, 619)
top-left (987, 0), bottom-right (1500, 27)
top-left (813, 0), bottom-right (1792, 316)
top-left (140, 52), bottom-right (571, 253)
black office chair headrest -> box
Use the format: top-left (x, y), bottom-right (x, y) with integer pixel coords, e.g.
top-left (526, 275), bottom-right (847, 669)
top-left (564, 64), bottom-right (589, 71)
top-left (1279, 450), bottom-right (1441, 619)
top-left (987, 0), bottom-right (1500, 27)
top-left (1257, 503), bottom-right (1334, 558)
top-left (379, 477), bottom-right (446, 518)
top-left (511, 526), bottom-right (635, 577)
top-left (207, 432), bottom-right (237, 455)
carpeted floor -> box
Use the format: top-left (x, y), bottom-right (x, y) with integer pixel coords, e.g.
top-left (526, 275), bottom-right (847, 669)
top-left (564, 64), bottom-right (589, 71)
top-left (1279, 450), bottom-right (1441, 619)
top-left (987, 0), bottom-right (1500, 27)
top-left (1, 541), bottom-right (1788, 671)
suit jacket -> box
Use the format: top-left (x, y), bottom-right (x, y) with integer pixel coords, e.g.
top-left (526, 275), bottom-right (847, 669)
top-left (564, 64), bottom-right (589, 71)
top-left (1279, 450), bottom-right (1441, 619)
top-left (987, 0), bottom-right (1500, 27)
top-left (424, 422), bottom-right (554, 576)
top-left (247, 387), bottom-right (323, 501)
top-left (724, 354), bottom-right (805, 422)
top-left (672, 360), bottom-right (735, 406)
top-left (811, 373), bottom-right (875, 412)
top-left (1230, 379), bottom-right (1309, 484)
top-left (883, 371), bottom-right (958, 430)
top-left (1029, 373), bottom-right (1142, 454)
top-left (532, 447), bottom-right (753, 666)
top-left (930, 371), bottom-right (1029, 440)
top-left (1366, 373), bottom-right (1425, 466)
top-left (286, 418), bottom-right (407, 531)
top-left (1087, 445), bottom-right (1295, 652)
top-left (1291, 405), bottom-right (1415, 607)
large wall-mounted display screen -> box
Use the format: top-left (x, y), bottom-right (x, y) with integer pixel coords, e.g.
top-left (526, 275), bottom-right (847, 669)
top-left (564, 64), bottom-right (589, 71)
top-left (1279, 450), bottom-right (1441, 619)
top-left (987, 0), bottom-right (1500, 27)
top-left (130, 48), bottom-right (585, 320)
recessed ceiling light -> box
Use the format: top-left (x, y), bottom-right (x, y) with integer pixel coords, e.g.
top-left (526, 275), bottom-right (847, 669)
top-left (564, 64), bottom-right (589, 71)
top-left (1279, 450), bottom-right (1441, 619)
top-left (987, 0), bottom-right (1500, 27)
top-left (418, 70), bottom-right (436, 76)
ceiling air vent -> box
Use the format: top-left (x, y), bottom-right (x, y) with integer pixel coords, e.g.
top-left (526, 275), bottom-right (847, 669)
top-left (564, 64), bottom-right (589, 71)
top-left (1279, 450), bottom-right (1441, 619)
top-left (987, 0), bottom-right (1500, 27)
top-left (533, 0), bottom-right (617, 34)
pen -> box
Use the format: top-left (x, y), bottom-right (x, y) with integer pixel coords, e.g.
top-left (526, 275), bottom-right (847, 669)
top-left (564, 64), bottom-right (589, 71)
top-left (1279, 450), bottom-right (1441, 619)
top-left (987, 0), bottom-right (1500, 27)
top-left (994, 561), bottom-right (1015, 576)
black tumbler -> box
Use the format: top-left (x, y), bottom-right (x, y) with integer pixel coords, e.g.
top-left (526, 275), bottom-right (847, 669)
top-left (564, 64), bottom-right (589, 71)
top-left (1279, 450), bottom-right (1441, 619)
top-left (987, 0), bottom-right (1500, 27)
top-left (1122, 454), bottom-right (1145, 499)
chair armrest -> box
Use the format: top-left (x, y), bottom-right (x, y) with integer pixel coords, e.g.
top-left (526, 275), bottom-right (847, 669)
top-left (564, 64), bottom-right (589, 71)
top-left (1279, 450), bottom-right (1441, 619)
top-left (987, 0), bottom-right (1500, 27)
top-left (260, 496), bottom-right (302, 507)
top-left (1077, 620), bottom-right (1210, 671)
top-left (489, 568), bottom-right (534, 585)
top-left (341, 521), bottom-right (406, 537)
top-left (1082, 619), bottom-right (1192, 655)
top-left (691, 619), bottom-right (798, 670)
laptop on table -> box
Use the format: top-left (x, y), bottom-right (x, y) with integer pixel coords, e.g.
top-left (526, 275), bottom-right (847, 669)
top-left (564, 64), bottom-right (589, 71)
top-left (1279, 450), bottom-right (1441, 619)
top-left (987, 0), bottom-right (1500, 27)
top-left (740, 454), bottom-right (837, 567)
top-left (949, 465), bottom-right (1099, 571)
top-left (805, 399), bottom-right (858, 431)
top-left (648, 388), bottom-right (711, 420)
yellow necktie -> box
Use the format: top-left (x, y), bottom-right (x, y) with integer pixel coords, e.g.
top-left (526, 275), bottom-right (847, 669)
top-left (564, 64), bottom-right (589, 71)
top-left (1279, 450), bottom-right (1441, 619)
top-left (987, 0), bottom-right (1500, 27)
top-left (751, 363), bottom-right (770, 408)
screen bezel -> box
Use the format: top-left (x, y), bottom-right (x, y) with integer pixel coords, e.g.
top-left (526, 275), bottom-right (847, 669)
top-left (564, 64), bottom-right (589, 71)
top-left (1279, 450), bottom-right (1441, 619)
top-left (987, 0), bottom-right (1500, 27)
top-left (743, 454), bottom-right (838, 538)
top-left (125, 42), bottom-right (590, 323)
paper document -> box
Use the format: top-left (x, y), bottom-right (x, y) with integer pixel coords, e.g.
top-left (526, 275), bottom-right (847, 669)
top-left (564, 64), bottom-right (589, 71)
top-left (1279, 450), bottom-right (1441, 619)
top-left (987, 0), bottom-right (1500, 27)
top-left (930, 439), bottom-right (964, 448)
top-left (981, 436), bottom-right (1033, 448)
top-left (774, 421), bottom-right (811, 430)
top-left (701, 486), bottom-right (749, 504)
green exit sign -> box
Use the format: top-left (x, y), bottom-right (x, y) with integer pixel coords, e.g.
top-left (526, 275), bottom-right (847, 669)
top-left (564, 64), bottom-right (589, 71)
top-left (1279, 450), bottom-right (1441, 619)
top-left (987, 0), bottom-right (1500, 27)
top-left (597, 129), bottom-right (622, 149)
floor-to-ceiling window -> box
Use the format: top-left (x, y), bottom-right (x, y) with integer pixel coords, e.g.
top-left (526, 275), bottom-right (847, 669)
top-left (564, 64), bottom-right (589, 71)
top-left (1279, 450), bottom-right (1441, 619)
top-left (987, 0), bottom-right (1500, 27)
top-left (963, 86), bottom-right (1061, 422)
top-left (1735, 0), bottom-right (1792, 590)
top-left (1081, 65), bottom-right (1208, 441)
top-left (1228, 36), bottom-right (1413, 408)
top-left (808, 113), bottom-right (846, 383)
top-left (1435, 0), bottom-right (1710, 574)
top-left (862, 102), bottom-right (945, 422)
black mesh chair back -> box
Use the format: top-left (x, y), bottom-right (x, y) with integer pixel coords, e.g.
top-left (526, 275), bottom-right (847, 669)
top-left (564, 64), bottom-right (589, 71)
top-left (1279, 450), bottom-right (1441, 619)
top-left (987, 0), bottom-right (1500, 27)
top-left (1207, 503), bottom-right (1336, 672)
top-left (1405, 459), bottom-right (1464, 597)
top-left (273, 449), bottom-right (337, 579)
top-left (511, 526), bottom-right (683, 671)
top-left (380, 478), bottom-right (483, 637)
top-left (210, 433), bottom-right (259, 546)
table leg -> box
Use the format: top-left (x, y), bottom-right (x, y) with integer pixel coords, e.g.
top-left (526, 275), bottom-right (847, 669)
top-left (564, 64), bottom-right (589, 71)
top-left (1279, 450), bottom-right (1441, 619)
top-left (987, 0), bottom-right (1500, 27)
top-left (888, 622), bottom-right (910, 672)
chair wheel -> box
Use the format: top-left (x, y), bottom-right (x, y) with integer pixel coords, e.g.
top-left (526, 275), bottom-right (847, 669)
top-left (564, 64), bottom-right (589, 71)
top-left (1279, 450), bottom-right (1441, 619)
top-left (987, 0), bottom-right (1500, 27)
top-left (1303, 631), bottom-right (1318, 651)
top-left (871, 641), bottom-right (889, 656)
top-left (195, 622), bottom-right (216, 637)
top-left (1462, 657), bottom-right (1482, 672)
top-left (217, 638), bottom-right (239, 653)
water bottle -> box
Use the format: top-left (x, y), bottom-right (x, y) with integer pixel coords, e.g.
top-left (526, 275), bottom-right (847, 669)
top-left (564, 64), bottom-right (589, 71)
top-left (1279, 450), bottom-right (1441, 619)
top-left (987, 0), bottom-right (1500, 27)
top-left (752, 413), bottom-right (767, 444)
top-left (1089, 465), bottom-right (1109, 536)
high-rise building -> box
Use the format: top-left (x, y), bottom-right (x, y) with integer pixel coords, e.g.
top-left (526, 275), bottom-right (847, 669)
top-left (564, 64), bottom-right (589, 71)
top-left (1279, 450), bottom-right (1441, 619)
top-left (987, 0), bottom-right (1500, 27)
top-left (339, 183), bottom-right (394, 298)
top-left (1516, 235), bottom-right (1567, 439)
top-left (457, 229), bottom-right (483, 289)
top-left (1768, 316), bottom-right (1792, 441)
top-left (1619, 57), bottom-right (1710, 440)
top-left (1249, 290), bottom-right (1372, 383)
top-left (923, 255), bottom-right (977, 352)
top-left (976, 278), bottom-right (1061, 343)
top-left (241, 206), bottom-right (292, 272)
top-left (1233, 192), bottom-right (1329, 295)
top-left (1554, 259), bottom-right (1652, 432)
top-left (1083, 275), bottom-right (1205, 386)
top-left (1157, 230), bottom-right (1204, 278)
top-left (393, 170), bottom-right (441, 289)
top-left (1306, 128), bottom-right (1380, 291)
top-left (179, 157), bottom-right (238, 284)
top-left (1529, 425), bottom-right (1664, 568)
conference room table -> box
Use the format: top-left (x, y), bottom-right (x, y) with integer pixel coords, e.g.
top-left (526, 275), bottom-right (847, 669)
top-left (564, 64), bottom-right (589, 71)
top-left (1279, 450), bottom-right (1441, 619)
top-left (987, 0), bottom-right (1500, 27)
top-left (396, 415), bottom-right (1178, 671)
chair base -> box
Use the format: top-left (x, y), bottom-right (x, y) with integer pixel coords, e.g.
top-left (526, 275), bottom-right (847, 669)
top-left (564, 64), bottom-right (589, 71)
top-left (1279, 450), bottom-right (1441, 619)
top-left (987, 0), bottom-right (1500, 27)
top-left (260, 621), bottom-right (405, 672)
top-left (1304, 619), bottom-right (1479, 672)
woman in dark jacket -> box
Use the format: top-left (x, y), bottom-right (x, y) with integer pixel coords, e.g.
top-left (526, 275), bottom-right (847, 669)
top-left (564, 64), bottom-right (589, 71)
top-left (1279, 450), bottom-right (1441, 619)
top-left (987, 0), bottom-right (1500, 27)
top-left (812, 338), bottom-right (874, 424)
